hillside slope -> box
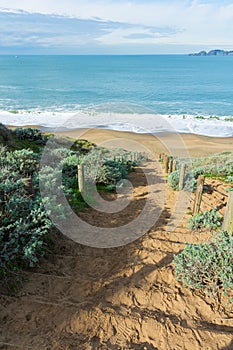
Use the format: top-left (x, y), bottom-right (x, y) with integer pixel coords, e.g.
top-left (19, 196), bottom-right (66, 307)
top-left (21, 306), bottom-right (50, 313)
top-left (0, 162), bottom-right (233, 349)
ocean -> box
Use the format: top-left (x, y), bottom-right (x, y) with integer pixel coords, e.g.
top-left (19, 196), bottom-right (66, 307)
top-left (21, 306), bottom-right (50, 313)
top-left (0, 55), bottom-right (233, 137)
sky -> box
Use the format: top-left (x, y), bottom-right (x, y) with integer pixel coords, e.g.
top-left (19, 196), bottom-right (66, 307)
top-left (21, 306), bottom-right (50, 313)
top-left (0, 0), bottom-right (233, 54)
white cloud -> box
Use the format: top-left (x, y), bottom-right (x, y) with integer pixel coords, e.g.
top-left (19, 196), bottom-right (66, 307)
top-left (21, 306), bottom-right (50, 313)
top-left (97, 26), bottom-right (182, 45)
top-left (0, 9), bottom-right (180, 51)
top-left (1, 1), bottom-right (233, 52)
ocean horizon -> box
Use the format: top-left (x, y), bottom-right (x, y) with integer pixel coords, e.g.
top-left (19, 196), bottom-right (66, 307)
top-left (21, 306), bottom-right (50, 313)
top-left (0, 54), bottom-right (233, 137)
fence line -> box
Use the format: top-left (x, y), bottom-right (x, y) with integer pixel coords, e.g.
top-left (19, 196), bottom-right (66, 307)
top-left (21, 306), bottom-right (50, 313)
top-left (159, 154), bottom-right (232, 230)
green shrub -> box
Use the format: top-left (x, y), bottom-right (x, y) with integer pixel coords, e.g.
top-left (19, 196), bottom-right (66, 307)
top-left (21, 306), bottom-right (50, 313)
top-left (187, 208), bottom-right (223, 230)
top-left (39, 165), bottom-right (73, 218)
top-left (174, 231), bottom-right (233, 297)
top-left (226, 176), bottom-right (233, 183)
top-left (72, 139), bottom-right (96, 153)
top-left (190, 152), bottom-right (233, 179)
top-left (0, 167), bottom-right (51, 269)
top-left (0, 149), bottom-right (38, 177)
top-left (168, 170), bottom-right (180, 190)
top-left (13, 128), bottom-right (48, 145)
top-left (85, 160), bottom-right (128, 185)
top-left (82, 149), bottom-right (131, 185)
top-left (60, 154), bottom-right (80, 191)
top-left (0, 123), bottom-right (15, 147)
top-left (168, 170), bottom-right (197, 192)
top-left (0, 134), bottom-right (137, 288)
top-left (103, 160), bottom-right (128, 183)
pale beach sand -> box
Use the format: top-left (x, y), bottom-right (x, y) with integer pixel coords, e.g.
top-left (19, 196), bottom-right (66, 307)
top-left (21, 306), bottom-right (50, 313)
top-left (56, 128), bottom-right (233, 157)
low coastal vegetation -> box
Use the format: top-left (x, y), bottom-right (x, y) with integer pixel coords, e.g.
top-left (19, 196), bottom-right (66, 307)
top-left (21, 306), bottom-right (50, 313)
top-left (169, 152), bottom-right (233, 304)
top-left (168, 169), bottom-right (197, 192)
top-left (167, 151), bottom-right (233, 192)
top-left (187, 208), bottom-right (223, 230)
top-left (1, 122), bottom-right (233, 307)
top-left (174, 230), bottom-right (233, 299)
top-left (0, 123), bottom-right (139, 291)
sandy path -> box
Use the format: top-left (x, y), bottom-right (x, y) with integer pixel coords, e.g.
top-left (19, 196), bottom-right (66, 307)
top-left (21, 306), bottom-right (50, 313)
top-left (0, 162), bottom-right (233, 350)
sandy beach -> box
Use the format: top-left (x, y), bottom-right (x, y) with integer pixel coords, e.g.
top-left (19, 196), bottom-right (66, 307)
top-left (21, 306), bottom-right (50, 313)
top-left (55, 128), bottom-right (233, 157)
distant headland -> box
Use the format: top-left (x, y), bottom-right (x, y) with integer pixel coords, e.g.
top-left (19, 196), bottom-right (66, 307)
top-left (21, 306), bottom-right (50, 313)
top-left (189, 49), bottom-right (233, 56)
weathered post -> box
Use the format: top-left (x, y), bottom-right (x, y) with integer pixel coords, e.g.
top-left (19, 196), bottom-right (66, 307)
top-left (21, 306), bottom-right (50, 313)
top-left (165, 155), bottom-right (169, 174)
top-left (78, 164), bottom-right (85, 195)
top-left (172, 159), bottom-right (177, 172)
top-left (168, 157), bottom-right (173, 174)
top-left (223, 192), bottom-right (233, 234)
top-left (23, 177), bottom-right (31, 189)
top-left (22, 177), bottom-right (34, 195)
top-left (179, 163), bottom-right (187, 191)
top-left (193, 175), bottom-right (205, 215)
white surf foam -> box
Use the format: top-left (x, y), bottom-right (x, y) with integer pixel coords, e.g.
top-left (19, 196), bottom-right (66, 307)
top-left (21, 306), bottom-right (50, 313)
top-left (0, 110), bottom-right (233, 137)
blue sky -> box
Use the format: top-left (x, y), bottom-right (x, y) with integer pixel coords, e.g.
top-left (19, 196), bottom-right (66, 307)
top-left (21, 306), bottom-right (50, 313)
top-left (0, 0), bottom-right (233, 54)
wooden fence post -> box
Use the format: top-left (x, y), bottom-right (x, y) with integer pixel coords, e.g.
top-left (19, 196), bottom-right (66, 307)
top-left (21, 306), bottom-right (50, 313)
top-left (223, 192), bottom-right (233, 234)
top-left (22, 177), bottom-right (34, 195)
top-left (179, 163), bottom-right (187, 190)
top-left (193, 175), bottom-right (205, 215)
top-left (168, 158), bottom-right (173, 174)
top-left (165, 155), bottom-right (169, 173)
top-left (78, 164), bottom-right (85, 195)
top-left (172, 159), bottom-right (177, 172)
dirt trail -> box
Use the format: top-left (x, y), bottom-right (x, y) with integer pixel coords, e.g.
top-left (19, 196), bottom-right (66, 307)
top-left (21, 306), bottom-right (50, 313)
top-left (0, 162), bottom-right (233, 350)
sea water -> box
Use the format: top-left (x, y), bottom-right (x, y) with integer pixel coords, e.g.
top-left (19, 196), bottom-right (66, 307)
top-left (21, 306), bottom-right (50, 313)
top-left (0, 55), bottom-right (233, 136)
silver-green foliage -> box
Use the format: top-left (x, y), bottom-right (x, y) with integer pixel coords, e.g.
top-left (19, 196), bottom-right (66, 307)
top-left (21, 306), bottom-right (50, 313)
top-left (0, 142), bottom-right (136, 274)
top-left (167, 170), bottom-right (179, 190)
top-left (0, 148), bottom-right (38, 177)
top-left (187, 208), bottom-right (223, 230)
top-left (14, 128), bottom-right (48, 145)
top-left (191, 152), bottom-right (233, 177)
top-left (39, 165), bottom-right (73, 219)
top-left (82, 149), bottom-right (131, 185)
top-left (168, 170), bottom-right (197, 192)
top-left (174, 231), bottom-right (233, 297)
top-left (0, 168), bottom-right (51, 268)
